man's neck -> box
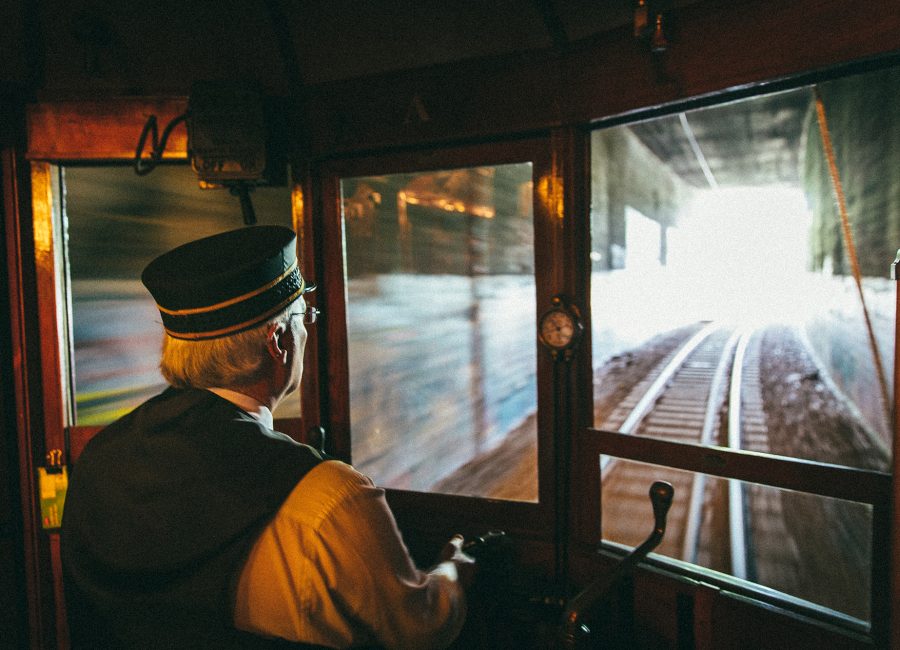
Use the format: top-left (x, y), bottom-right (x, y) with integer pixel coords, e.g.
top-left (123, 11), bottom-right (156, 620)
top-left (208, 387), bottom-right (274, 429)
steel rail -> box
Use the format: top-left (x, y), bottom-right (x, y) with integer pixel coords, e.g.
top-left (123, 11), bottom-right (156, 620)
top-left (681, 328), bottom-right (743, 563)
top-left (600, 321), bottom-right (722, 473)
top-left (600, 321), bottom-right (743, 573)
top-left (727, 328), bottom-right (753, 580)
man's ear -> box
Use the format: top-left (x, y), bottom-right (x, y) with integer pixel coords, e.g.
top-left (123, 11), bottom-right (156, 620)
top-left (265, 322), bottom-right (289, 363)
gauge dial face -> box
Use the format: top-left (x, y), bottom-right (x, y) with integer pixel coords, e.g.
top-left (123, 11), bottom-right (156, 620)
top-left (540, 308), bottom-right (576, 349)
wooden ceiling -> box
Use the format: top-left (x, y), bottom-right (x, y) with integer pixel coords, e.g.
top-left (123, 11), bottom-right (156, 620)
top-left (3, 0), bottom-right (882, 188)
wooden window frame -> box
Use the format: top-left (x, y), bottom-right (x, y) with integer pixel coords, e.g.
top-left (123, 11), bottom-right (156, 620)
top-left (571, 79), bottom-right (897, 643)
top-left (17, 83), bottom-right (899, 646)
top-left (26, 99), bottom-right (315, 467)
top-left (314, 136), bottom-right (576, 543)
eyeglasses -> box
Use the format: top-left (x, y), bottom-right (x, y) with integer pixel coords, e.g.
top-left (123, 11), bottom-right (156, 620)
top-left (290, 307), bottom-right (321, 325)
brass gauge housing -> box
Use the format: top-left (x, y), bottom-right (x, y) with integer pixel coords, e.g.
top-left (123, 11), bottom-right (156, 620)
top-left (538, 296), bottom-right (583, 360)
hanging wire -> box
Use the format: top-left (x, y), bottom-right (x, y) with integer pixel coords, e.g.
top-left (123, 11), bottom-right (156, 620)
top-left (134, 112), bottom-right (189, 176)
top-left (812, 86), bottom-right (892, 433)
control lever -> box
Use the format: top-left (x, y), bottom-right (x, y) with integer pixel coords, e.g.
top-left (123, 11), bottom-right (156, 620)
top-left (648, 481), bottom-right (674, 544)
top-left (463, 530), bottom-right (506, 557)
top-left (559, 481), bottom-right (674, 648)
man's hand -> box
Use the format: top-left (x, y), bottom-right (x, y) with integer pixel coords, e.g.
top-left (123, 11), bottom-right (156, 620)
top-left (438, 534), bottom-right (477, 588)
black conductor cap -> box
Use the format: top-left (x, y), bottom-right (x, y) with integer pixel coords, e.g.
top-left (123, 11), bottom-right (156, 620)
top-left (141, 226), bottom-right (315, 340)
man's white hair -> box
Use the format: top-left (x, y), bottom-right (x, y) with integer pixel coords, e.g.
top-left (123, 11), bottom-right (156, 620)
top-left (159, 305), bottom-right (294, 389)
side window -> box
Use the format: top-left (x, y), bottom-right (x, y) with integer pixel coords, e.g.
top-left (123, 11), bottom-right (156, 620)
top-left (63, 165), bottom-right (299, 426)
top-left (589, 66), bottom-right (898, 622)
top-left (339, 163), bottom-right (539, 500)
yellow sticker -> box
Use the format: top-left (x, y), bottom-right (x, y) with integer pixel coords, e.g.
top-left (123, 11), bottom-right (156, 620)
top-left (39, 467), bottom-right (68, 529)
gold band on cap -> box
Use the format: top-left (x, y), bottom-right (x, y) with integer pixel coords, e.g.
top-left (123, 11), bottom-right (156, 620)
top-left (155, 260), bottom-right (301, 316)
top-left (163, 283), bottom-right (308, 340)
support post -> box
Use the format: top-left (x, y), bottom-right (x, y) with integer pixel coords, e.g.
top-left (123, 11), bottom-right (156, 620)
top-left (889, 250), bottom-right (900, 650)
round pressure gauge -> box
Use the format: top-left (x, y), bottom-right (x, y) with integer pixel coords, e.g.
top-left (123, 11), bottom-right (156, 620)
top-left (538, 296), bottom-right (583, 359)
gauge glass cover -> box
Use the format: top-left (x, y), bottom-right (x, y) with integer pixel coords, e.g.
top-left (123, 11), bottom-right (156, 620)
top-left (540, 309), bottom-right (575, 349)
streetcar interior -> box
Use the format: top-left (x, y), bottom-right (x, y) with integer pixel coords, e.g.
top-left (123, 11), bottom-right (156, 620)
top-left (3, 2), bottom-right (900, 648)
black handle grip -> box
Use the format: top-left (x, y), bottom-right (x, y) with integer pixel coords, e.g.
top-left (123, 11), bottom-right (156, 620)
top-left (650, 481), bottom-right (674, 536)
top-left (463, 530), bottom-right (506, 556)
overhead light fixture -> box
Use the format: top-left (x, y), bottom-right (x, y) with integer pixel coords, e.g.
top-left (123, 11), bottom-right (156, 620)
top-left (134, 80), bottom-right (287, 226)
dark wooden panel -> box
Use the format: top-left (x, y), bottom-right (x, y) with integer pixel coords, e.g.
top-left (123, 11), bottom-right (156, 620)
top-left (711, 590), bottom-right (873, 649)
top-left (571, 547), bottom-right (876, 647)
top-left (306, 51), bottom-right (562, 156)
top-left (294, 169), bottom-right (327, 441)
top-left (4, 147), bottom-right (56, 649)
top-left (317, 165), bottom-right (352, 462)
top-left (566, 0), bottom-right (900, 124)
top-left (27, 98), bottom-right (188, 161)
top-left (303, 0), bottom-right (900, 156)
top-left (387, 489), bottom-right (546, 541)
top-left (0, 117), bottom-right (29, 650)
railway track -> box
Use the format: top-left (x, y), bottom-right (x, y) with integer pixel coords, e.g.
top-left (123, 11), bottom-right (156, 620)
top-left (597, 321), bottom-right (778, 579)
top-left (596, 321), bottom-right (874, 620)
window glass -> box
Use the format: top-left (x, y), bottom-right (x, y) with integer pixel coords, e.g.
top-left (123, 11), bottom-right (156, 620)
top-left (590, 64), bottom-right (900, 622)
top-left (601, 458), bottom-right (872, 621)
top-left (590, 68), bottom-right (898, 471)
top-left (341, 163), bottom-right (537, 500)
top-left (65, 165), bottom-right (298, 425)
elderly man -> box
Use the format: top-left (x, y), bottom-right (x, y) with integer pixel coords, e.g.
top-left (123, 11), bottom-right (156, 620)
top-left (61, 225), bottom-right (473, 648)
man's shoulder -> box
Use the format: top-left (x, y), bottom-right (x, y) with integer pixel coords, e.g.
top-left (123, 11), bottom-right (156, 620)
top-left (73, 387), bottom-right (179, 463)
top-left (75, 387), bottom-right (322, 480)
top-left (306, 459), bottom-right (369, 485)
top-left (278, 460), bottom-right (378, 523)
